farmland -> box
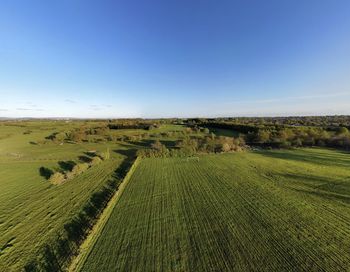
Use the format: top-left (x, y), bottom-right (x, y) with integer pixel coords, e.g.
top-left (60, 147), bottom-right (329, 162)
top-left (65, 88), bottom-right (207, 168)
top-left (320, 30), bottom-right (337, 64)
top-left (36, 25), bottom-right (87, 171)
top-left (81, 148), bottom-right (350, 271)
top-left (1, 119), bottom-right (350, 271)
top-left (0, 122), bottom-right (139, 270)
top-left (0, 120), bottom-right (204, 270)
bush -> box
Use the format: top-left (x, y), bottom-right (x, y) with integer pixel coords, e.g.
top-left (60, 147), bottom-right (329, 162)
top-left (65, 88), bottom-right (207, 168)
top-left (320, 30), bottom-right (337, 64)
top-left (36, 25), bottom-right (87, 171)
top-left (137, 141), bottom-right (170, 158)
top-left (220, 143), bottom-right (231, 152)
top-left (90, 156), bottom-right (102, 165)
top-left (71, 163), bottom-right (90, 176)
top-left (49, 172), bottom-right (66, 185)
top-left (203, 128), bottom-right (210, 134)
top-left (336, 127), bottom-right (349, 135)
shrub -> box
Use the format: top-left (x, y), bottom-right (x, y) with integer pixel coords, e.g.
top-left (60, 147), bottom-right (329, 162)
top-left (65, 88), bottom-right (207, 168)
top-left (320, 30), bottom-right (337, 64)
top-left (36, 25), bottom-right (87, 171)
top-left (71, 163), bottom-right (90, 176)
top-left (137, 141), bottom-right (170, 158)
top-left (220, 143), bottom-right (231, 152)
top-left (151, 140), bottom-right (164, 150)
top-left (49, 172), bottom-right (66, 185)
top-left (336, 126), bottom-right (349, 135)
top-left (90, 156), bottom-right (102, 165)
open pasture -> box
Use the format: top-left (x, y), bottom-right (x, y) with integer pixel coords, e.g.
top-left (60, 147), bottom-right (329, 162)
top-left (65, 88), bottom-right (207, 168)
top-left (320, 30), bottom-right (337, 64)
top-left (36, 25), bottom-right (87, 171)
top-left (82, 148), bottom-right (350, 271)
top-left (0, 122), bottom-right (137, 270)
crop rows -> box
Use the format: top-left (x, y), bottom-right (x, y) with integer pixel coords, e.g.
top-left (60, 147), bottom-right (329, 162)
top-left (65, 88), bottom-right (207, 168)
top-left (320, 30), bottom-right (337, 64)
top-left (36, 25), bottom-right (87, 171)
top-left (0, 157), bottom-right (122, 270)
top-left (82, 149), bottom-right (350, 271)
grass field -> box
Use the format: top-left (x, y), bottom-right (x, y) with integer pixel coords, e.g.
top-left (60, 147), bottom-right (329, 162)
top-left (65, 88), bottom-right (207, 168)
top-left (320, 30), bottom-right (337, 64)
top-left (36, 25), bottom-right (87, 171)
top-left (209, 127), bottom-right (240, 137)
top-left (81, 148), bottom-right (350, 271)
top-left (0, 121), bottom-right (194, 270)
top-left (0, 123), bottom-right (137, 270)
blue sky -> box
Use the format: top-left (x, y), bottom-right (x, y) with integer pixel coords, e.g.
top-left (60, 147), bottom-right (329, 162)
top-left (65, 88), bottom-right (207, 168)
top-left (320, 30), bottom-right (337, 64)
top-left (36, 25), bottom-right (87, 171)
top-left (1, 0), bottom-right (350, 118)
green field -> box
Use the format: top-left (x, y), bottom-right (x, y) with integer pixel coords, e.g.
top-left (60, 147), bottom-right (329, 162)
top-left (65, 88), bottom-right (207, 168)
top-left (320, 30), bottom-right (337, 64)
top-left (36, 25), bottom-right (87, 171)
top-left (0, 122), bottom-right (136, 270)
top-left (0, 121), bottom-right (195, 270)
top-left (2, 121), bottom-right (350, 271)
top-left (81, 148), bottom-right (350, 271)
top-left (209, 127), bottom-right (240, 137)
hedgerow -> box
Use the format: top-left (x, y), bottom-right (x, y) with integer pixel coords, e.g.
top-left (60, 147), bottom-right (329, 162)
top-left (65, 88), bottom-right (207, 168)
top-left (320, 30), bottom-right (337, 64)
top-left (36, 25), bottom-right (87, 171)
top-left (24, 157), bottom-right (137, 271)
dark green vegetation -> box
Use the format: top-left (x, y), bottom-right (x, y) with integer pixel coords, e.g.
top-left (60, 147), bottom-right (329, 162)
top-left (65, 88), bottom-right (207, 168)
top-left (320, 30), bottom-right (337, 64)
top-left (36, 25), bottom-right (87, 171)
top-left (82, 148), bottom-right (350, 271)
top-left (188, 115), bottom-right (350, 127)
top-left (193, 117), bottom-right (350, 149)
top-left (136, 134), bottom-right (245, 158)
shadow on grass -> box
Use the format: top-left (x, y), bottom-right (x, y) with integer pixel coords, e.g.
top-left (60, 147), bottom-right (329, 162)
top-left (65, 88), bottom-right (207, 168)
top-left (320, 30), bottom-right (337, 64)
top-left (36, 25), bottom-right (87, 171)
top-left (256, 148), bottom-right (350, 168)
top-left (282, 172), bottom-right (350, 194)
top-left (114, 148), bottom-right (137, 157)
top-left (83, 151), bottom-right (96, 158)
top-left (79, 155), bottom-right (92, 163)
top-left (39, 167), bottom-right (54, 179)
top-left (58, 160), bottom-right (76, 172)
top-left (209, 128), bottom-right (239, 138)
top-left (160, 139), bottom-right (177, 148)
top-left (125, 139), bottom-right (176, 148)
top-left (289, 186), bottom-right (350, 204)
top-left (125, 139), bottom-right (153, 147)
top-left (112, 148), bottom-right (138, 180)
top-left (275, 171), bottom-right (350, 204)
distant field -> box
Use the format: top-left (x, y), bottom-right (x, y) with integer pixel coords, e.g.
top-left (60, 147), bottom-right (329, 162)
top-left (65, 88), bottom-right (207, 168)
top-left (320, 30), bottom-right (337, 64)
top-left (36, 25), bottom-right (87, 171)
top-left (82, 148), bottom-right (350, 271)
top-left (0, 123), bottom-right (136, 270)
top-left (209, 127), bottom-right (240, 137)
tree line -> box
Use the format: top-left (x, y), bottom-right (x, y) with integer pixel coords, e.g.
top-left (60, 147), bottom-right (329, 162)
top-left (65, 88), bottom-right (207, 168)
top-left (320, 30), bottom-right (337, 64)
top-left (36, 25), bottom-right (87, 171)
top-left (40, 150), bottom-right (109, 185)
top-left (185, 116), bottom-right (350, 129)
top-left (137, 134), bottom-right (246, 158)
top-left (200, 121), bottom-right (350, 150)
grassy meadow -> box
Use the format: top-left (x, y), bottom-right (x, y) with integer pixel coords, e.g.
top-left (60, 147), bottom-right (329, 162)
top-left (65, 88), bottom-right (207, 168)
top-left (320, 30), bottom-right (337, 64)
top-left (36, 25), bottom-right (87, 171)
top-left (0, 122), bottom-right (138, 270)
top-left (81, 148), bottom-right (350, 271)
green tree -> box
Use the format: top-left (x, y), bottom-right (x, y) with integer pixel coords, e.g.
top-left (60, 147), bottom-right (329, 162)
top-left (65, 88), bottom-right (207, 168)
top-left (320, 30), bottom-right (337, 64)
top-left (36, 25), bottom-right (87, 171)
top-left (255, 130), bottom-right (271, 143)
top-left (337, 127), bottom-right (349, 135)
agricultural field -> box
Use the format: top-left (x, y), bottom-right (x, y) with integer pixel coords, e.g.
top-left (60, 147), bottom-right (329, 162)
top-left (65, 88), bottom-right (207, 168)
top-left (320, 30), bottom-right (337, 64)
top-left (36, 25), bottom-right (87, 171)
top-left (0, 122), bottom-right (139, 270)
top-left (1, 120), bottom-right (350, 271)
top-left (81, 148), bottom-right (350, 271)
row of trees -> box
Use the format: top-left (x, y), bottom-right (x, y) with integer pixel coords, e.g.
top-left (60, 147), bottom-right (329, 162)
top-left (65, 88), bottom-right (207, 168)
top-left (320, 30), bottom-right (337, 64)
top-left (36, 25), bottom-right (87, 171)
top-left (137, 136), bottom-right (246, 158)
top-left (108, 123), bottom-right (158, 130)
top-left (41, 119), bottom-right (219, 147)
top-left (45, 124), bottom-right (112, 144)
top-left (202, 122), bottom-right (259, 134)
top-left (41, 150), bottom-right (109, 185)
top-left (25, 153), bottom-right (136, 271)
top-left (186, 116), bottom-right (350, 128)
top-left (248, 126), bottom-right (350, 149)
top-left (199, 120), bottom-right (350, 150)
top-left (48, 161), bottom-right (94, 185)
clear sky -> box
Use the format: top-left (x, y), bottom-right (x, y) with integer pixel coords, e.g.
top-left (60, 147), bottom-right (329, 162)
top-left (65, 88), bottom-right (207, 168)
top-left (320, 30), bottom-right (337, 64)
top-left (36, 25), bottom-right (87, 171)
top-left (1, 0), bottom-right (350, 118)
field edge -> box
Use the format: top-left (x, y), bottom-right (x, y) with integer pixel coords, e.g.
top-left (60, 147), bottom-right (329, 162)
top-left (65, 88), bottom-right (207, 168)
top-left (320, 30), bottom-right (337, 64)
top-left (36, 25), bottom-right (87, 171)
top-left (69, 156), bottom-right (141, 272)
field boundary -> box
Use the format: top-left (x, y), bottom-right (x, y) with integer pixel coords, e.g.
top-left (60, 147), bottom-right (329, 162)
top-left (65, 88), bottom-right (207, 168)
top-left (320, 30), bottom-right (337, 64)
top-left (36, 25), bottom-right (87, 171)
top-left (68, 156), bottom-right (141, 272)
